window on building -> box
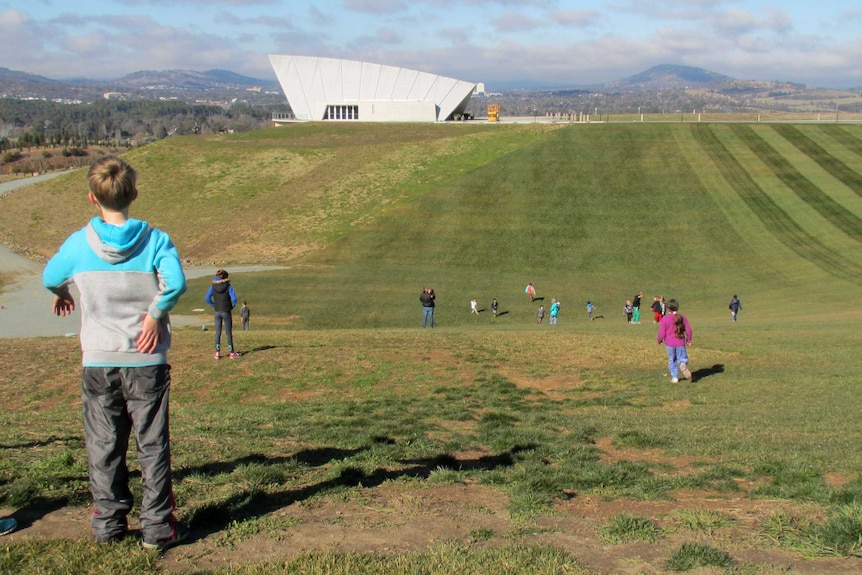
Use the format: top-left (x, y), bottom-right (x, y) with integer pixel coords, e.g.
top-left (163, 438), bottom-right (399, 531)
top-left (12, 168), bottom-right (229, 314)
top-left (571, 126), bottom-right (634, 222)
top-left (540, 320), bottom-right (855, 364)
top-left (325, 105), bottom-right (359, 120)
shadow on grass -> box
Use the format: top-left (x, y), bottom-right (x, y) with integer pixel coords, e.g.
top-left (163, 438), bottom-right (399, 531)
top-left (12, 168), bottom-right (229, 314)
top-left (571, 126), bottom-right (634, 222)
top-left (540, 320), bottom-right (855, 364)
top-left (182, 442), bottom-right (528, 541)
top-left (0, 436), bottom-right (82, 450)
top-left (691, 364), bottom-right (724, 383)
top-left (174, 447), bottom-right (370, 482)
top-left (11, 496), bottom-right (71, 530)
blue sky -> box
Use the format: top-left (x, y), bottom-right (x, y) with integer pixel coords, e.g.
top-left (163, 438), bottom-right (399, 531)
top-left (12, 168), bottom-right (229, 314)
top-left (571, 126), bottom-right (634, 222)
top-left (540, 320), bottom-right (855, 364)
top-left (2, 0), bottom-right (861, 89)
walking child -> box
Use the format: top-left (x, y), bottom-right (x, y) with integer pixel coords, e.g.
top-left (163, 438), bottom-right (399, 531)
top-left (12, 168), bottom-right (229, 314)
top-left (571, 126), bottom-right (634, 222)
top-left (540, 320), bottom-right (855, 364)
top-left (43, 155), bottom-right (187, 549)
top-left (491, 298), bottom-right (498, 317)
top-left (657, 298), bottom-right (693, 383)
top-left (537, 304), bottom-right (545, 324)
top-left (651, 296), bottom-right (663, 323)
top-left (470, 297), bottom-right (479, 314)
top-left (632, 291), bottom-right (643, 324)
top-left (549, 298), bottom-right (560, 325)
top-left (728, 295), bottom-right (742, 321)
top-left (586, 301), bottom-right (594, 320)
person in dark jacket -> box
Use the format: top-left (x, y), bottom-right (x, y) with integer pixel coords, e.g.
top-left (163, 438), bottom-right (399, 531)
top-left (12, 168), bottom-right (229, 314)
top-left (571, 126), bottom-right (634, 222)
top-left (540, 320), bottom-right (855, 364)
top-left (206, 269), bottom-right (239, 358)
top-left (632, 291), bottom-right (643, 324)
top-left (420, 287), bottom-right (435, 328)
top-left (729, 295), bottom-right (742, 321)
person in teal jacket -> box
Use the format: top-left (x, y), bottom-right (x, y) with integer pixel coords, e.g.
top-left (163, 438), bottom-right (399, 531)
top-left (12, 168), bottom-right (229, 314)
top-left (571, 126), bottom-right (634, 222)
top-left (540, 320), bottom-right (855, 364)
top-left (43, 155), bottom-right (187, 550)
top-left (549, 298), bottom-right (561, 325)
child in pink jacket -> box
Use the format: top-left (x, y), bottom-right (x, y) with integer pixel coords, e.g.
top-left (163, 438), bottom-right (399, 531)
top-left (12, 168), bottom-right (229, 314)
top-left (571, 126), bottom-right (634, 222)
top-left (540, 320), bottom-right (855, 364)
top-left (657, 299), bottom-right (693, 383)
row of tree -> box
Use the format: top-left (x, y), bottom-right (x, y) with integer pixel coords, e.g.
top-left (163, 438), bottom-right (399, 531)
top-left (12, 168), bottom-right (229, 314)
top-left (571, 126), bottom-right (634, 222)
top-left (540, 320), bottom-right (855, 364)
top-left (0, 98), bottom-right (290, 148)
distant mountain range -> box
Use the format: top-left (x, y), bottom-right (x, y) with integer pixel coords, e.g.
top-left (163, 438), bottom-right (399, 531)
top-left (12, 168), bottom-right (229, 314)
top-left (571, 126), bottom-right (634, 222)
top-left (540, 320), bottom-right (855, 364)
top-left (0, 64), bottom-right (739, 102)
top-left (0, 67), bottom-right (281, 103)
top-left (606, 64), bottom-right (733, 90)
top-left (1, 64), bottom-right (859, 114)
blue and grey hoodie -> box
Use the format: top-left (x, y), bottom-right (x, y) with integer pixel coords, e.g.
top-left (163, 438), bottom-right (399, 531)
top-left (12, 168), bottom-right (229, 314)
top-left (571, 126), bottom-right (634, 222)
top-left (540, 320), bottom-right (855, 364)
top-left (43, 217), bottom-right (187, 367)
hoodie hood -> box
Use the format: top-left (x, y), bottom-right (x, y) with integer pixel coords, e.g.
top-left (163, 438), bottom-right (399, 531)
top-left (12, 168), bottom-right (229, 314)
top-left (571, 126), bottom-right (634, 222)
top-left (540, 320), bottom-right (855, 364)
top-left (86, 217), bottom-right (151, 264)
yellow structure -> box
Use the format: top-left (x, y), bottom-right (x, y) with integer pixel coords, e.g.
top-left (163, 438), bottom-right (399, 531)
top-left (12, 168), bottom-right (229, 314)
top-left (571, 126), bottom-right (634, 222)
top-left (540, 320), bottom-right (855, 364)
top-left (487, 103), bottom-right (500, 122)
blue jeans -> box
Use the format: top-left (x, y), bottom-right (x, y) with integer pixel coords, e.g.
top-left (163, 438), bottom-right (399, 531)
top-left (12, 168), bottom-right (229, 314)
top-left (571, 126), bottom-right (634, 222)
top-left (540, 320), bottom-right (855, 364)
top-left (214, 311), bottom-right (234, 351)
top-left (665, 345), bottom-right (689, 378)
top-left (422, 306), bottom-right (434, 328)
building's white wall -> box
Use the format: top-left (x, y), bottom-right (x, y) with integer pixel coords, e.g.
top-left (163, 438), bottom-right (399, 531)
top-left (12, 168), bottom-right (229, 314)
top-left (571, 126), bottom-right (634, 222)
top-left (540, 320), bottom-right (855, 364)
top-left (358, 101), bottom-right (438, 122)
top-left (268, 54), bottom-right (476, 122)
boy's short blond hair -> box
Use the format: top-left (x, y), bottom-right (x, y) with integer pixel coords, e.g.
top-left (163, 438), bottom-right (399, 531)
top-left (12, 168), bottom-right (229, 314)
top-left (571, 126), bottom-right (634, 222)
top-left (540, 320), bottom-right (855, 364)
top-left (87, 156), bottom-right (137, 211)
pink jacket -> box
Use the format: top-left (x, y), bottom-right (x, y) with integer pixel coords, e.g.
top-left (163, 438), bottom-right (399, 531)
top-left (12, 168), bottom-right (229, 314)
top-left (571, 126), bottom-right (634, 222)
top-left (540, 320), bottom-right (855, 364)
top-left (657, 312), bottom-right (692, 346)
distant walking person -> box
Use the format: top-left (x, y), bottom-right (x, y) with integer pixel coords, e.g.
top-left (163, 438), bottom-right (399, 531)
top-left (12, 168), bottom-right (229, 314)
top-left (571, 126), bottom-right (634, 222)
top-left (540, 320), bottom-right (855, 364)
top-left (549, 298), bottom-right (560, 325)
top-left (586, 301), bottom-right (594, 320)
top-left (525, 283), bottom-right (536, 302)
top-left (420, 287), bottom-right (435, 328)
top-left (631, 291), bottom-right (643, 324)
top-left (491, 298), bottom-right (499, 317)
top-left (206, 269), bottom-right (240, 359)
top-left (657, 299), bottom-right (693, 383)
top-left (536, 304), bottom-right (545, 324)
top-left (471, 298), bottom-right (479, 314)
top-left (729, 295), bottom-right (742, 322)
top-left (651, 296), bottom-right (663, 323)
top-left (240, 300), bottom-right (251, 330)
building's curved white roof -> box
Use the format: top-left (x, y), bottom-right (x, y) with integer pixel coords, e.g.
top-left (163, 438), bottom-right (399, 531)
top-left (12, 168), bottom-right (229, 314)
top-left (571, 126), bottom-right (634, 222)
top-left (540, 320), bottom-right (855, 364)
top-left (268, 55), bottom-right (476, 122)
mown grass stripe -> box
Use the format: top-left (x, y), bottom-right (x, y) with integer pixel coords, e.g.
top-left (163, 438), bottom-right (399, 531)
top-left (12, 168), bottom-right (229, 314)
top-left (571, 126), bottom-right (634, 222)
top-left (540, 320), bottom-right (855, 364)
top-left (730, 124), bottom-right (862, 243)
top-left (770, 124), bottom-right (862, 199)
top-left (820, 125), bottom-right (862, 158)
top-left (691, 124), bottom-right (862, 284)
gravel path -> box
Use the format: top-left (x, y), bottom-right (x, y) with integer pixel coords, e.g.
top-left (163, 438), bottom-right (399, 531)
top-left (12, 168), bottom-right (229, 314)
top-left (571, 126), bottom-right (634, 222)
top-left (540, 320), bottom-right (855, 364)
top-left (0, 173), bottom-right (286, 338)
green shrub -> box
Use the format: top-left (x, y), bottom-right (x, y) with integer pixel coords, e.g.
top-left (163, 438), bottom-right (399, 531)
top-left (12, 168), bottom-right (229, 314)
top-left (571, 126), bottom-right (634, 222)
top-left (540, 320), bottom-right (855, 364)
top-left (666, 542), bottom-right (733, 571)
top-left (601, 512), bottom-right (662, 543)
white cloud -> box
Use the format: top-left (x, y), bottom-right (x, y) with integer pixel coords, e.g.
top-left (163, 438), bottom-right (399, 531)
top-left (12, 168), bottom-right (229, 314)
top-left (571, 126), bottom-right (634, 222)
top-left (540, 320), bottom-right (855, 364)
top-left (549, 9), bottom-right (600, 28)
top-left (490, 12), bottom-right (544, 33)
top-left (343, 0), bottom-right (407, 14)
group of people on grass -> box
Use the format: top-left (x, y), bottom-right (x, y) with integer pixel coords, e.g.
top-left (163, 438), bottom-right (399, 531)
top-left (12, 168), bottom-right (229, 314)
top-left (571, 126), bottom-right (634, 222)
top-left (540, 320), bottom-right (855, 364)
top-left (429, 283), bottom-right (742, 388)
top-left (14, 154), bottom-right (739, 550)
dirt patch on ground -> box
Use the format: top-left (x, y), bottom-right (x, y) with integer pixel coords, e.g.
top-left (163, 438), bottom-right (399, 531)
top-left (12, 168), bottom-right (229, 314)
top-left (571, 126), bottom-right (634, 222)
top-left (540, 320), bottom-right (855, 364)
top-left (8, 476), bottom-right (861, 575)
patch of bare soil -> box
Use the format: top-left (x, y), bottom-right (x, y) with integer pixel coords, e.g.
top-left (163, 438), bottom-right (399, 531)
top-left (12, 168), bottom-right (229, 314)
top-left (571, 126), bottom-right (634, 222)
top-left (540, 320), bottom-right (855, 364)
top-left (8, 460), bottom-right (862, 574)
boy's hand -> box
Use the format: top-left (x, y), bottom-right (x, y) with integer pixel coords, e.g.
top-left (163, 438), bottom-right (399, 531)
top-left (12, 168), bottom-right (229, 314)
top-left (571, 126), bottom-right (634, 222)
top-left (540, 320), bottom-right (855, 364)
top-left (136, 313), bottom-right (162, 353)
top-left (52, 294), bottom-right (76, 317)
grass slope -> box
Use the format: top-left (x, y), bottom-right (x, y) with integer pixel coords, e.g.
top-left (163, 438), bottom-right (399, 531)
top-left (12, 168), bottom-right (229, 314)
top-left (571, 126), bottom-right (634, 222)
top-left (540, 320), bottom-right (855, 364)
top-left (3, 121), bottom-right (861, 325)
top-left (172, 122), bottom-right (862, 330)
top-left (4, 122), bottom-right (862, 573)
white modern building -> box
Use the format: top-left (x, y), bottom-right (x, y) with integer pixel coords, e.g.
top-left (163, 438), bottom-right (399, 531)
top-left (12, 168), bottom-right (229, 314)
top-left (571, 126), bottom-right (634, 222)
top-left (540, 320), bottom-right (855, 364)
top-left (268, 55), bottom-right (477, 123)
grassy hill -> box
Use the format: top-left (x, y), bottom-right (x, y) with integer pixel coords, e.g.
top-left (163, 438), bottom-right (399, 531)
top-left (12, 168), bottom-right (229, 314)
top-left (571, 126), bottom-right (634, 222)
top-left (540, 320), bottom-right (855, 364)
top-left (4, 121), bottom-right (862, 573)
top-left (3, 121), bottom-right (861, 330)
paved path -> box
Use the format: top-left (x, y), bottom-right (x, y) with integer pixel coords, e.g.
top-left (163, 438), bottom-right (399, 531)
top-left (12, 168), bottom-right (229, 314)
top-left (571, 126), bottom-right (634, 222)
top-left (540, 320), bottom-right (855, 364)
top-left (0, 173), bottom-right (285, 338)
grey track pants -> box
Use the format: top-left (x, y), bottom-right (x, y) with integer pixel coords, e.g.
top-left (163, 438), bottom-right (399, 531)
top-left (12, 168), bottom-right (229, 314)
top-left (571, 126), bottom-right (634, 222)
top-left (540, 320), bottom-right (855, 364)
top-left (82, 365), bottom-right (177, 543)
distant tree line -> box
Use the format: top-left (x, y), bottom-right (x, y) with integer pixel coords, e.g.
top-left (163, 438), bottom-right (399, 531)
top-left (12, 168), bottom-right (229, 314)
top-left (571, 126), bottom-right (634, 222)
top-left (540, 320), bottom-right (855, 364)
top-left (0, 98), bottom-right (290, 149)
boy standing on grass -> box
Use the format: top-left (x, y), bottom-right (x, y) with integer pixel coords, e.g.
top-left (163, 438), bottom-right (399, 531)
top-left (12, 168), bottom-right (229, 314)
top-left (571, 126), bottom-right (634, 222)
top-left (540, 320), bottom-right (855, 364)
top-left (43, 156), bottom-right (188, 550)
top-left (240, 300), bottom-right (251, 330)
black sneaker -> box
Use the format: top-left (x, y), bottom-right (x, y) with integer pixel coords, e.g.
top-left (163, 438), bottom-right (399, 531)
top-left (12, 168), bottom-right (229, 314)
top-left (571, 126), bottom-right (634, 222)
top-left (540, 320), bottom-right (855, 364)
top-left (142, 524), bottom-right (187, 551)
